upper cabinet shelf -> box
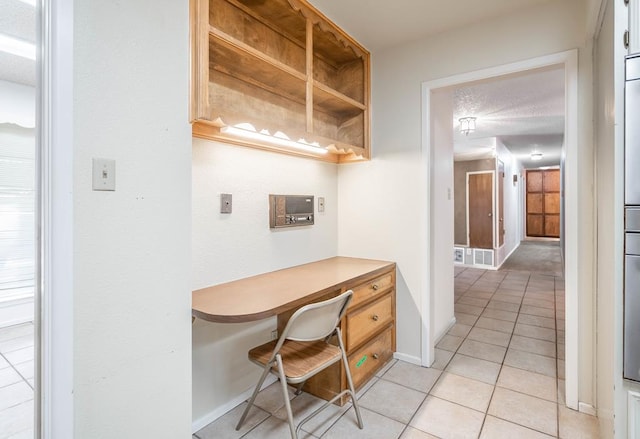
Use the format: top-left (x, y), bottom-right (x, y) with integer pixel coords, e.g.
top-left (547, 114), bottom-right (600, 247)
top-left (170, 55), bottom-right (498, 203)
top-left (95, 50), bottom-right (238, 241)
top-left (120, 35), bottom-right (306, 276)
top-left (190, 0), bottom-right (371, 163)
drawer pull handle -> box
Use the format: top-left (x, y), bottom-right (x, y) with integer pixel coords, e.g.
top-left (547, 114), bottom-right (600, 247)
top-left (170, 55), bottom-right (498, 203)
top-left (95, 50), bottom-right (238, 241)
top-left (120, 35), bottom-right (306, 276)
top-left (372, 353), bottom-right (379, 360)
top-left (372, 314), bottom-right (379, 321)
top-left (372, 284), bottom-right (379, 291)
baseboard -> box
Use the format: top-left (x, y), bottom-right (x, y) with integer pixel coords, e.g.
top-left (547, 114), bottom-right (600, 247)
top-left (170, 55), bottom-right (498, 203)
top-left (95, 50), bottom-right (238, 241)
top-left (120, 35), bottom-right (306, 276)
top-left (578, 402), bottom-right (597, 416)
top-left (496, 244), bottom-right (519, 270)
top-left (434, 316), bottom-right (457, 345)
top-left (393, 352), bottom-right (421, 366)
top-left (191, 375), bottom-right (277, 434)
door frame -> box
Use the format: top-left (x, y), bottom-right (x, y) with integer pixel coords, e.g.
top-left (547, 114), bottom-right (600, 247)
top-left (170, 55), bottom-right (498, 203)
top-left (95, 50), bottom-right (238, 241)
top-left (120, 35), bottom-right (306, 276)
top-left (37, 0), bottom-right (74, 437)
top-left (466, 170), bottom-right (496, 249)
top-left (420, 49), bottom-right (579, 410)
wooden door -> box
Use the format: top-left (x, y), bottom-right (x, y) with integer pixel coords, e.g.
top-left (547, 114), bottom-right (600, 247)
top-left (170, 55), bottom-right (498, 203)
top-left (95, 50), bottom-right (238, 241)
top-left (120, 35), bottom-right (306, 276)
top-left (526, 169), bottom-right (560, 238)
top-left (468, 172), bottom-right (493, 249)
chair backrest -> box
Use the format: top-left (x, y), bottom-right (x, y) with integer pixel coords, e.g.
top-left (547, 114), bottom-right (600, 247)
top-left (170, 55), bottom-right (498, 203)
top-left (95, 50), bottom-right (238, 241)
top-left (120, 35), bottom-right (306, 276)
top-left (280, 290), bottom-right (353, 342)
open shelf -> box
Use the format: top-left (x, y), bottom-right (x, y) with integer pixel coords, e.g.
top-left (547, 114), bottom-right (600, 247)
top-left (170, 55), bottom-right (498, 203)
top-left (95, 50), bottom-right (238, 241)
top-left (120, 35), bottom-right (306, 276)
top-left (191, 0), bottom-right (371, 163)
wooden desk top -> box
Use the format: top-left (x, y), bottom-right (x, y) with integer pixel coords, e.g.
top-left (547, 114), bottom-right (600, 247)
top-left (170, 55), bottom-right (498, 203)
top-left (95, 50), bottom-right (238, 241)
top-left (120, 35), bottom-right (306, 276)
top-left (192, 256), bottom-right (395, 323)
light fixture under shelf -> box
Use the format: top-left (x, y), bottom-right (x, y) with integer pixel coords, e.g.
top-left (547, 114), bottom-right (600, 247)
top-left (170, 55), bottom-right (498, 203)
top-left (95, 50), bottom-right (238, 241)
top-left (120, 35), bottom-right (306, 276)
top-left (459, 117), bottom-right (476, 136)
top-left (220, 123), bottom-right (328, 155)
top-left (531, 152), bottom-right (543, 161)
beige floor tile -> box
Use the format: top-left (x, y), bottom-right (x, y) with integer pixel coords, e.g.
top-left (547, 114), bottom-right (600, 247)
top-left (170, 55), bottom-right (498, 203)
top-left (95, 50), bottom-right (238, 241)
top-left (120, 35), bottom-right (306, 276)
top-left (488, 387), bottom-right (558, 436)
top-left (520, 305), bottom-right (555, 318)
top-left (455, 313), bottom-right (479, 326)
top-left (0, 336), bottom-right (34, 355)
top-left (457, 339), bottom-right (507, 364)
top-left (464, 291), bottom-right (494, 300)
top-left (457, 297), bottom-right (489, 308)
top-left (399, 426), bottom-right (439, 438)
top-left (454, 303), bottom-right (484, 316)
top-left (558, 330), bottom-right (565, 344)
top-left (558, 359), bottom-right (565, 380)
top-left (7, 428), bottom-right (34, 439)
top-left (445, 354), bottom-right (501, 385)
top-left (3, 347), bottom-right (33, 365)
top-left (490, 293), bottom-right (523, 304)
top-left (376, 359), bottom-right (398, 377)
top-left (486, 300), bottom-right (521, 312)
top-left (0, 324), bottom-right (33, 343)
top-left (322, 407), bottom-right (405, 439)
top-left (0, 400), bottom-right (33, 438)
top-left (497, 365), bottom-right (557, 402)
top-left (509, 335), bottom-right (556, 358)
top-left (431, 348), bottom-right (454, 370)
top-left (504, 349), bottom-right (557, 377)
top-left (558, 343), bottom-right (565, 360)
top-left (448, 323), bottom-right (473, 338)
top-left (482, 308), bottom-right (518, 323)
top-left (13, 361), bottom-right (33, 381)
top-left (430, 372), bottom-right (494, 412)
top-left (475, 317), bottom-right (515, 334)
top-left (436, 334), bottom-right (464, 352)
top-left (0, 382), bottom-right (32, 411)
top-left (522, 298), bottom-right (555, 310)
top-left (273, 392), bottom-right (351, 437)
top-left (383, 360), bottom-right (442, 393)
top-left (410, 396), bottom-right (484, 439)
top-left (467, 327), bottom-right (511, 347)
top-left (514, 323), bottom-right (556, 342)
top-left (359, 379), bottom-right (425, 424)
top-left (0, 367), bottom-right (24, 389)
top-left (251, 381), bottom-right (295, 415)
top-left (241, 415), bottom-right (317, 439)
top-left (196, 402), bottom-right (270, 439)
top-left (480, 415), bottom-right (555, 438)
top-left (558, 379), bottom-right (566, 405)
top-left (559, 405), bottom-right (600, 439)
top-left (356, 376), bottom-right (378, 398)
top-left (518, 314), bottom-right (556, 329)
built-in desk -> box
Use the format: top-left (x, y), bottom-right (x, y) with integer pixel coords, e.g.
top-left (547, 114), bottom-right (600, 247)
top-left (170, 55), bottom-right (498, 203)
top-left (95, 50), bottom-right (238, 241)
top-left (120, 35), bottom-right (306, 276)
top-left (192, 256), bottom-right (396, 404)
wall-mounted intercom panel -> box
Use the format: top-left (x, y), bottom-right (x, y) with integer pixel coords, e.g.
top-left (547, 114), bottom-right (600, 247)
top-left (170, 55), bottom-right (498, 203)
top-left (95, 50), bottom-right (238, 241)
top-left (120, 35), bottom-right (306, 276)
top-left (269, 194), bottom-right (314, 228)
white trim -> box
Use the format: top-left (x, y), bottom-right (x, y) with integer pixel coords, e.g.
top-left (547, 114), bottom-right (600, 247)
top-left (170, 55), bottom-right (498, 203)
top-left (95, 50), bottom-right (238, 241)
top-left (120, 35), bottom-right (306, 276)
top-left (434, 316), bottom-right (457, 345)
top-left (630, 0), bottom-right (640, 55)
top-left (393, 352), bottom-right (422, 366)
top-left (39, 0), bottom-right (74, 437)
top-left (191, 375), bottom-right (277, 434)
top-left (628, 390), bottom-right (640, 438)
top-left (420, 49), bottom-right (579, 408)
top-left (578, 402), bottom-right (598, 416)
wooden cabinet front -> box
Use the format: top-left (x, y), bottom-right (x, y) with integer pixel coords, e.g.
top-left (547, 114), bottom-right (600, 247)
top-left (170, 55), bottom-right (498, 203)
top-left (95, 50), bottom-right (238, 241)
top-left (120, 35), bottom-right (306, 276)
top-left (280, 264), bottom-right (396, 405)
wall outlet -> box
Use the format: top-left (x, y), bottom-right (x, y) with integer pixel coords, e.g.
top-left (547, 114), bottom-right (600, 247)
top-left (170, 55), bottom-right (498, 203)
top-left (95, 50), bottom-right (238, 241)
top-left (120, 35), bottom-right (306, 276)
top-left (220, 193), bottom-right (232, 214)
top-left (466, 248), bottom-right (472, 255)
top-left (270, 330), bottom-right (278, 340)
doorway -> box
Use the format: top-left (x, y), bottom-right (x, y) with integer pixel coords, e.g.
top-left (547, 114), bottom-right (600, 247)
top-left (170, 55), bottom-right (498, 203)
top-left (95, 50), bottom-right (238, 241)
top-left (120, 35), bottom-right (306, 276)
top-left (526, 169), bottom-right (561, 238)
top-left (421, 50), bottom-right (579, 409)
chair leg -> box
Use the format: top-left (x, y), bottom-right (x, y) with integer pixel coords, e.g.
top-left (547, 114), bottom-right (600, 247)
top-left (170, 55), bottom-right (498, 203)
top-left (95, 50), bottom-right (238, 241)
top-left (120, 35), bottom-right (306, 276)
top-left (336, 327), bottom-right (363, 429)
top-left (235, 362), bottom-right (272, 431)
top-left (276, 354), bottom-right (297, 439)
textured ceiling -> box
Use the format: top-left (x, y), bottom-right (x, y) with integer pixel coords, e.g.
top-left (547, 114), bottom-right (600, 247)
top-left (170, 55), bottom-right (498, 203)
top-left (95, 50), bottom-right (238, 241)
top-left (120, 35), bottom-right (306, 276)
top-left (0, 0), bottom-right (36, 87)
top-left (453, 66), bottom-right (565, 168)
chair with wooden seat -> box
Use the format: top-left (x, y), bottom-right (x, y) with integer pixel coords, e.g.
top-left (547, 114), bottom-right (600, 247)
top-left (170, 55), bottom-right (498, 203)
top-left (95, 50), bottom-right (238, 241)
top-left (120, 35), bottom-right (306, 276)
top-left (235, 290), bottom-right (364, 438)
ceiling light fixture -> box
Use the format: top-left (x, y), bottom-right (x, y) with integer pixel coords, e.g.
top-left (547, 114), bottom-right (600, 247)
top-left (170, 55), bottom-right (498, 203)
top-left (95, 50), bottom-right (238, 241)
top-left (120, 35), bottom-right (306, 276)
top-left (531, 152), bottom-right (543, 161)
top-left (0, 34), bottom-right (36, 60)
top-left (459, 117), bottom-right (476, 136)
top-left (220, 123), bottom-right (328, 155)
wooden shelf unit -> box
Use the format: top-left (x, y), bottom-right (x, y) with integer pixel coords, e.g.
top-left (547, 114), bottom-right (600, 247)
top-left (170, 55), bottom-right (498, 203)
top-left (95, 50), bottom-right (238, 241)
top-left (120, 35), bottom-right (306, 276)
top-left (190, 0), bottom-right (371, 163)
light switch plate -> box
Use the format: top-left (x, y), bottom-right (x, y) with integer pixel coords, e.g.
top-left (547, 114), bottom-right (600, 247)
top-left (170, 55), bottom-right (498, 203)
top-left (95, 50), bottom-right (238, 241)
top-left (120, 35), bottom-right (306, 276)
top-left (221, 193), bottom-right (232, 213)
top-left (92, 158), bottom-right (115, 191)
top-left (318, 197), bottom-right (325, 212)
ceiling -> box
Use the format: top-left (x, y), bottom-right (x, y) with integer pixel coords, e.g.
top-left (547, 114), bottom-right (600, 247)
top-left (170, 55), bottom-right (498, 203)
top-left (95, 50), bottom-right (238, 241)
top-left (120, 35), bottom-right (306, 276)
top-left (308, 1), bottom-right (566, 169)
top-left (453, 66), bottom-right (565, 168)
top-left (0, 0), bottom-right (36, 87)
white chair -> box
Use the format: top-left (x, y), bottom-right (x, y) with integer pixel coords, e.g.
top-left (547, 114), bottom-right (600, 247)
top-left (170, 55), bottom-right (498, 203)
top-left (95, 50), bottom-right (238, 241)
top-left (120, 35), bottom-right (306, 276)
top-left (235, 290), bottom-right (364, 438)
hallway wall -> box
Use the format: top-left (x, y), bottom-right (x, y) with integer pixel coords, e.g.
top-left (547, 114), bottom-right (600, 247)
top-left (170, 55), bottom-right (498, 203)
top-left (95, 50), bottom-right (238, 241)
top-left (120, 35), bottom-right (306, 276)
top-left (337, 0), bottom-right (596, 406)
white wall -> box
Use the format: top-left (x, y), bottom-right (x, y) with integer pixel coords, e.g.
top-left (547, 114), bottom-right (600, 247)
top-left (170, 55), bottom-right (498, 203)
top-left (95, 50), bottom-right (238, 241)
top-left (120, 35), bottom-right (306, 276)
top-left (191, 139), bottom-right (338, 428)
top-left (337, 0), bottom-right (596, 405)
top-left (496, 139), bottom-right (521, 267)
top-left (73, 1), bottom-right (192, 437)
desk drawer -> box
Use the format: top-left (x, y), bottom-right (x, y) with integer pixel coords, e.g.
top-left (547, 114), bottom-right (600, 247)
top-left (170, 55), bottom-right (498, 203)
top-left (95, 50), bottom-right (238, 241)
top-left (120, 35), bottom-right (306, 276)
top-left (346, 294), bottom-right (393, 351)
top-left (349, 326), bottom-right (393, 389)
top-left (350, 272), bottom-right (394, 309)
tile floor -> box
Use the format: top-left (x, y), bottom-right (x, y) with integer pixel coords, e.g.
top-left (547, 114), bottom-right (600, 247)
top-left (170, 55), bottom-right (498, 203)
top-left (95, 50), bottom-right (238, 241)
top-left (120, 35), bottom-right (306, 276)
top-left (195, 266), bottom-right (600, 439)
top-left (0, 322), bottom-right (34, 439)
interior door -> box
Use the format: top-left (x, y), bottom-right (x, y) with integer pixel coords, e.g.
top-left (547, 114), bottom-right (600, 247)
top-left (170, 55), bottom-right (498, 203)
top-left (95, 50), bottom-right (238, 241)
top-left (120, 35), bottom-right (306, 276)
top-left (526, 169), bottom-right (560, 238)
top-left (468, 172), bottom-right (494, 249)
